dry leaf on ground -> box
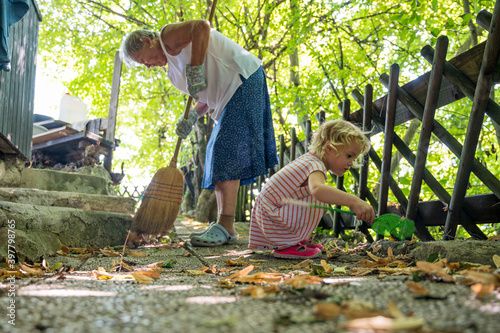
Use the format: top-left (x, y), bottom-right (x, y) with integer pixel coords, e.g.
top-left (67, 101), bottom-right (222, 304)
top-left (314, 302), bottom-right (341, 320)
top-left (461, 270), bottom-right (500, 287)
top-left (186, 270), bottom-right (206, 276)
top-left (133, 271), bottom-right (160, 278)
top-left (225, 265), bottom-right (254, 280)
top-left (131, 273), bottom-right (154, 284)
top-left (406, 282), bottom-right (429, 294)
top-left (416, 261), bottom-right (454, 281)
top-left (284, 275), bottom-right (323, 288)
top-left (100, 249), bottom-right (121, 257)
top-left (471, 283), bottom-right (495, 297)
top-left (493, 254), bottom-right (500, 269)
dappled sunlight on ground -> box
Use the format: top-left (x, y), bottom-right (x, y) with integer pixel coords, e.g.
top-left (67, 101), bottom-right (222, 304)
top-left (204, 249), bottom-right (254, 260)
top-left (18, 285), bottom-right (117, 297)
top-left (139, 285), bottom-right (195, 291)
top-left (185, 296), bottom-right (238, 305)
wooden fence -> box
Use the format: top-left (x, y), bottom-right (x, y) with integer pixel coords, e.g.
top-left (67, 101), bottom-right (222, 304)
top-left (233, 7), bottom-right (500, 242)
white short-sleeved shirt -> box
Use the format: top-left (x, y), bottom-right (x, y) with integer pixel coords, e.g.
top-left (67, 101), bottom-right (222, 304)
top-left (160, 27), bottom-right (262, 121)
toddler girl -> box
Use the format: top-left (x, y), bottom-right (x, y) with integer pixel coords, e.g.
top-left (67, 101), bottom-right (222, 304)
top-left (249, 119), bottom-right (375, 259)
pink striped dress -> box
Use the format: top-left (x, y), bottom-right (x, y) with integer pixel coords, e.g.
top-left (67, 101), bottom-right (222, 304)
top-left (249, 152), bottom-right (327, 250)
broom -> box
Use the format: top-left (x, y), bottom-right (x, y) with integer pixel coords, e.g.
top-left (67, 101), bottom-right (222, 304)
top-left (132, 1), bottom-right (218, 235)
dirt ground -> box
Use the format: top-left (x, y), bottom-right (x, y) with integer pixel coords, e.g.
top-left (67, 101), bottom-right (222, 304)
top-left (1, 217), bottom-right (499, 333)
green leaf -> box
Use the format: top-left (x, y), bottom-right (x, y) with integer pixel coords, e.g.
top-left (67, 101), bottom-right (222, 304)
top-left (49, 262), bottom-right (63, 273)
top-left (426, 252), bottom-right (440, 262)
top-left (161, 259), bottom-right (177, 268)
top-left (396, 218), bottom-right (416, 239)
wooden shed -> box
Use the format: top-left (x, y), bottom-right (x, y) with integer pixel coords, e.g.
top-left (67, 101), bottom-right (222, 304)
top-left (0, 0), bottom-right (42, 158)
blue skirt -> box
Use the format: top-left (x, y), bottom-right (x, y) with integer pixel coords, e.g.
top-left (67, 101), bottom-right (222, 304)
top-left (202, 67), bottom-right (278, 190)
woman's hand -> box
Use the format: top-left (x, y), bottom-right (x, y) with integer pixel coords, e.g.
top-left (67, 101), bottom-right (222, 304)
top-left (175, 108), bottom-right (199, 139)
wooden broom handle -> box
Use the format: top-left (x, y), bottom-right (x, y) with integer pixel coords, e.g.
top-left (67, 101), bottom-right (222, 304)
top-left (170, 0), bottom-right (218, 167)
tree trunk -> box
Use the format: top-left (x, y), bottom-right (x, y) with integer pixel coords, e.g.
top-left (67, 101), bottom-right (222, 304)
top-left (196, 189), bottom-right (217, 222)
top-left (189, 114), bottom-right (217, 221)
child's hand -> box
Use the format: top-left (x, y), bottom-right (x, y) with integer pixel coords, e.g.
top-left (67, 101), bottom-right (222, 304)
top-left (351, 199), bottom-right (375, 225)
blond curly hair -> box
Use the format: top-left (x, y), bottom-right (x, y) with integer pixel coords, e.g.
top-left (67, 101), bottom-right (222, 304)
top-left (309, 119), bottom-right (370, 167)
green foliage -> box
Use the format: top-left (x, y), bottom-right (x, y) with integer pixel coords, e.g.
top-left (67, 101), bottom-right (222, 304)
top-left (371, 214), bottom-right (416, 240)
top-left (36, 0), bottom-right (499, 239)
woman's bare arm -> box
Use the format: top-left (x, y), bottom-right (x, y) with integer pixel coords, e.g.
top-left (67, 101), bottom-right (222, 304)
top-left (161, 20), bottom-right (211, 65)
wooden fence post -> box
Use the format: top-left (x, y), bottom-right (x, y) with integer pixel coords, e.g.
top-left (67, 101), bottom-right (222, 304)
top-left (407, 35), bottom-right (448, 238)
top-left (445, 1), bottom-right (500, 240)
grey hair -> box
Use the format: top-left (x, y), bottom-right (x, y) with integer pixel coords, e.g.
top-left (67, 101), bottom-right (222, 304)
top-left (119, 29), bottom-right (160, 68)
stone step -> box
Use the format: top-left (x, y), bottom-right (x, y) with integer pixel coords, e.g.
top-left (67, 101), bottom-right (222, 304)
top-left (0, 188), bottom-right (136, 214)
top-left (20, 167), bottom-right (116, 195)
top-left (0, 201), bottom-right (132, 261)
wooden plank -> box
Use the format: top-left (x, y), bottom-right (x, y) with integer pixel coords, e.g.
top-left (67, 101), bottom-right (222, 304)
top-left (0, 132), bottom-right (27, 160)
top-left (340, 193), bottom-right (500, 229)
top-left (378, 73), bottom-right (500, 197)
top-left (32, 126), bottom-right (79, 146)
top-left (32, 131), bottom-right (112, 153)
top-left (350, 40), bottom-right (500, 134)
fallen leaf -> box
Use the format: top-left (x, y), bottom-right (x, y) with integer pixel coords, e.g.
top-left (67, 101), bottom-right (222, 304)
top-left (186, 270), bottom-right (207, 276)
top-left (100, 249), bottom-right (121, 257)
top-left (131, 273), bottom-right (154, 284)
top-left (226, 265), bottom-right (254, 280)
top-left (233, 272), bottom-right (284, 284)
top-left (493, 254), bottom-right (500, 269)
top-left (240, 285), bottom-right (281, 297)
top-left (387, 247), bottom-right (394, 261)
top-left (471, 283), bottom-right (495, 297)
top-left (406, 282), bottom-right (429, 295)
top-left (349, 267), bottom-right (376, 276)
top-left (291, 259), bottom-right (313, 269)
top-left (284, 275), bottom-right (323, 288)
top-left (226, 259), bottom-right (250, 266)
top-left (366, 252), bottom-right (382, 261)
top-left (314, 302), bottom-right (341, 320)
top-left (487, 235), bottom-right (500, 241)
top-left (416, 261), bottom-right (454, 281)
top-left (461, 270), bottom-right (500, 287)
top-left (127, 251), bottom-right (147, 257)
top-left (133, 271), bottom-right (160, 278)
top-left (321, 260), bottom-right (333, 274)
top-left (386, 301), bottom-right (405, 319)
top-left (19, 263), bottom-right (44, 276)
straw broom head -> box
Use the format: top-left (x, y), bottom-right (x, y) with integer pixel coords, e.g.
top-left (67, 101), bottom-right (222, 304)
top-left (131, 165), bottom-right (184, 235)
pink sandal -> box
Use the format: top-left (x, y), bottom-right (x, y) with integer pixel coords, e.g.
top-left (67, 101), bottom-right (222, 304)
top-left (299, 240), bottom-right (324, 250)
top-left (273, 244), bottom-right (321, 259)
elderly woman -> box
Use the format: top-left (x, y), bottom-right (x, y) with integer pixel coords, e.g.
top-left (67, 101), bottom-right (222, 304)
top-left (120, 20), bottom-right (278, 247)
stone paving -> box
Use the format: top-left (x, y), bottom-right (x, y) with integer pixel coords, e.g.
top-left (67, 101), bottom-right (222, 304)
top-left (1, 218), bottom-right (500, 333)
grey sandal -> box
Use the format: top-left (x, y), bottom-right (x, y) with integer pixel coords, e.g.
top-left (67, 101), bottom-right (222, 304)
top-left (189, 221), bottom-right (216, 238)
top-left (190, 224), bottom-right (238, 247)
